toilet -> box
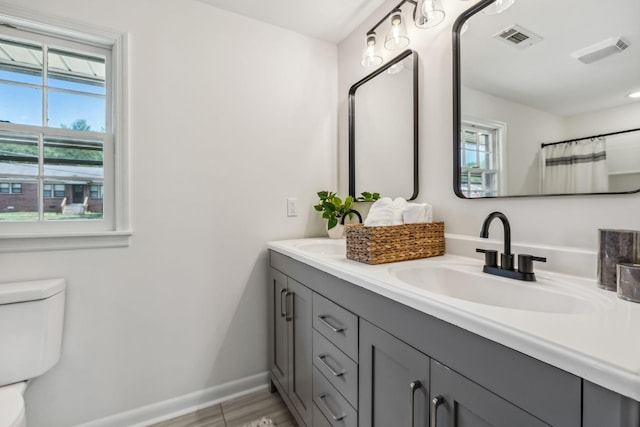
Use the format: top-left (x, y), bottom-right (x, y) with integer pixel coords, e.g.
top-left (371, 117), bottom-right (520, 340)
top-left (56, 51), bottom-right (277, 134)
top-left (0, 279), bottom-right (66, 427)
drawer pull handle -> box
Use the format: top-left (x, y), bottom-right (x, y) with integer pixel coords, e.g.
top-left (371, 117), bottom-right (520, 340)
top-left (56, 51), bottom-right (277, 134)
top-left (317, 393), bottom-right (346, 421)
top-left (410, 380), bottom-right (421, 427)
top-left (284, 291), bottom-right (293, 322)
top-left (430, 395), bottom-right (444, 427)
top-left (318, 315), bottom-right (344, 333)
top-left (279, 288), bottom-right (287, 318)
top-left (317, 355), bottom-right (345, 377)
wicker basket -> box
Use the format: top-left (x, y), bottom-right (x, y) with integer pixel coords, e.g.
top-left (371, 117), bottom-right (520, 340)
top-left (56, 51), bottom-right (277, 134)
top-left (346, 222), bottom-right (445, 264)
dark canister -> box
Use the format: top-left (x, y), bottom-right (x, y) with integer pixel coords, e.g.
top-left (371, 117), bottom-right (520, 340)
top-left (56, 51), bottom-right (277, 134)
top-left (597, 229), bottom-right (640, 291)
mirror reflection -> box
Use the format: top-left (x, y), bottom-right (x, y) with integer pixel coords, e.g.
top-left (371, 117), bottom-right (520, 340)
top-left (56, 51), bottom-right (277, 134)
top-left (454, 0), bottom-right (640, 198)
top-left (349, 50), bottom-right (418, 200)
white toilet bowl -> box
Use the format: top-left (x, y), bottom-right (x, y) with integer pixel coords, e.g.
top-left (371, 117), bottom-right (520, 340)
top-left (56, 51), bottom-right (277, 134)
top-left (0, 382), bottom-right (27, 427)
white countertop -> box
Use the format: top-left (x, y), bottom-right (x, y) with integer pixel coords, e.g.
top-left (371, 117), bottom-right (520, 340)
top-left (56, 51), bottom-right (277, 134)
top-left (268, 238), bottom-right (640, 402)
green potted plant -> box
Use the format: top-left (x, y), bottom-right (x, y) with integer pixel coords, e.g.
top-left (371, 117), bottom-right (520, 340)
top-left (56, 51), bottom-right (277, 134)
top-left (314, 191), bottom-right (380, 238)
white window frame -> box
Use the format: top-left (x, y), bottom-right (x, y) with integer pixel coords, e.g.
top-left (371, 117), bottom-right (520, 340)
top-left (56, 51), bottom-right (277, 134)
top-left (0, 6), bottom-right (130, 252)
top-left (460, 117), bottom-right (507, 197)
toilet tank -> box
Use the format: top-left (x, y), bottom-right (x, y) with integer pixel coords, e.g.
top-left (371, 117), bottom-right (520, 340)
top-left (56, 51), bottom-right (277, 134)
top-left (0, 279), bottom-right (66, 387)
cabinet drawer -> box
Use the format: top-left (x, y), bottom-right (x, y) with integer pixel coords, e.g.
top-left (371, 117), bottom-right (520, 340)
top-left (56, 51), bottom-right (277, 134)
top-left (313, 330), bottom-right (358, 409)
top-left (313, 403), bottom-right (333, 427)
top-left (313, 293), bottom-right (358, 361)
top-left (313, 367), bottom-right (357, 427)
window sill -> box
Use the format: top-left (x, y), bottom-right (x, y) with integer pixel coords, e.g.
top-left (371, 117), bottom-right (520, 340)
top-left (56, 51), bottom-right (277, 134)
top-left (0, 230), bottom-right (132, 253)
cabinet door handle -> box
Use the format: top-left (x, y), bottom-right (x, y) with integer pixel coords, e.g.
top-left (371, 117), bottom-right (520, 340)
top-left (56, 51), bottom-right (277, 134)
top-left (279, 288), bottom-right (287, 318)
top-left (430, 395), bottom-right (444, 427)
top-left (409, 380), bottom-right (421, 427)
top-left (317, 393), bottom-right (345, 421)
top-left (318, 315), bottom-right (344, 333)
top-left (284, 291), bottom-right (293, 321)
top-left (317, 355), bottom-right (345, 377)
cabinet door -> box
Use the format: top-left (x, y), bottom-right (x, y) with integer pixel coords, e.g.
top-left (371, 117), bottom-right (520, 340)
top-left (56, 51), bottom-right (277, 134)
top-left (288, 278), bottom-right (313, 427)
top-left (431, 360), bottom-right (549, 427)
top-left (359, 320), bottom-right (429, 427)
top-left (270, 269), bottom-right (288, 393)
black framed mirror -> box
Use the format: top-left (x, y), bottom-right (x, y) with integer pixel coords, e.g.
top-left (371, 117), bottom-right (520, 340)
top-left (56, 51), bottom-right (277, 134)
top-left (349, 49), bottom-right (418, 200)
top-left (453, 0), bottom-right (640, 198)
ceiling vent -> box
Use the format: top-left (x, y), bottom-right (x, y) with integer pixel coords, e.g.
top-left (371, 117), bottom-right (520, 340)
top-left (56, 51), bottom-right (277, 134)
top-left (571, 37), bottom-right (629, 64)
top-left (493, 24), bottom-right (543, 49)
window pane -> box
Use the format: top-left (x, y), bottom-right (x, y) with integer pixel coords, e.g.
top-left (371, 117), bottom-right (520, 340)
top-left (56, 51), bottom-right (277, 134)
top-left (0, 83), bottom-right (43, 126)
top-left (48, 49), bottom-right (105, 95)
top-left (465, 150), bottom-right (477, 168)
top-left (52, 184), bottom-right (65, 198)
top-left (43, 135), bottom-right (104, 174)
top-left (0, 179), bottom-right (38, 221)
top-left (0, 37), bottom-right (43, 85)
top-left (47, 90), bottom-right (105, 132)
top-left (0, 131), bottom-right (39, 176)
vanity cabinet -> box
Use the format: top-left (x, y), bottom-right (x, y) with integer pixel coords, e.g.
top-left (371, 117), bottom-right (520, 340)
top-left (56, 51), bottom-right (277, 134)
top-left (269, 250), bottom-right (640, 427)
top-left (269, 268), bottom-right (313, 427)
top-left (430, 360), bottom-right (548, 426)
top-left (359, 320), bottom-right (429, 427)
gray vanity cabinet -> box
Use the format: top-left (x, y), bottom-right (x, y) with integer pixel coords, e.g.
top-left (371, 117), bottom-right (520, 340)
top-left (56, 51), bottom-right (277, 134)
top-left (269, 251), bottom-right (640, 427)
top-left (359, 320), bottom-right (429, 427)
top-left (269, 268), bottom-right (313, 427)
top-left (430, 360), bottom-right (549, 427)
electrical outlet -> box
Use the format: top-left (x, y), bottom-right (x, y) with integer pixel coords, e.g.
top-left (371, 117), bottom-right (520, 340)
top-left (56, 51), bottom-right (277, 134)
top-left (287, 198), bottom-right (298, 217)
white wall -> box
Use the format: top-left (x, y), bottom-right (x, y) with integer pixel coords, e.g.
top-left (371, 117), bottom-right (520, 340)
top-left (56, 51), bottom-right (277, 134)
top-left (338, 0), bottom-right (640, 250)
top-left (462, 87), bottom-right (565, 195)
top-left (1, 0), bottom-right (337, 425)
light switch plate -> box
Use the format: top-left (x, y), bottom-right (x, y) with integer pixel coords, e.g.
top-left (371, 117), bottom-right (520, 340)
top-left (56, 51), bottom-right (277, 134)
top-left (287, 198), bottom-right (298, 217)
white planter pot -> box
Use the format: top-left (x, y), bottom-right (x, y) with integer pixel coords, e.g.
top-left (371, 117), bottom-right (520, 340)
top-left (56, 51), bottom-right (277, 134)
top-left (327, 223), bottom-right (345, 239)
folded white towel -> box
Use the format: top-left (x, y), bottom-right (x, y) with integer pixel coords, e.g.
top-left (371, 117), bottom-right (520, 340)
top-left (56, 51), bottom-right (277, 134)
top-left (364, 197), bottom-right (394, 226)
top-left (402, 203), bottom-right (433, 224)
top-left (392, 198), bottom-right (407, 225)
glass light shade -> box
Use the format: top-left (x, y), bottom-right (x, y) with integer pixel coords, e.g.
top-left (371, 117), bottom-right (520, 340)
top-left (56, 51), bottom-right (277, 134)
top-left (361, 33), bottom-right (383, 68)
top-left (387, 61), bottom-right (404, 75)
top-left (384, 10), bottom-right (410, 51)
top-left (414, 0), bottom-right (445, 29)
top-left (628, 91), bottom-right (640, 99)
top-left (482, 0), bottom-right (516, 15)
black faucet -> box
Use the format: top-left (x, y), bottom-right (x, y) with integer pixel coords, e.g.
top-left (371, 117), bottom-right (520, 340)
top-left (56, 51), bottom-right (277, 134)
top-left (476, 211), bottom-right (546, 281)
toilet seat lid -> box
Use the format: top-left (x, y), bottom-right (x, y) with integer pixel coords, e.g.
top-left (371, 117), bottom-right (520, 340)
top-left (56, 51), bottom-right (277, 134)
top-left (0, 387), bottom-right (25, 427)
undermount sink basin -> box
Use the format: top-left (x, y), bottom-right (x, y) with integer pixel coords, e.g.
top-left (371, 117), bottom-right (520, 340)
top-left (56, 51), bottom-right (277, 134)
top-left (295, 240), bottom-right (346, 256)
top-left (389, 264), bottom-right (606, 314)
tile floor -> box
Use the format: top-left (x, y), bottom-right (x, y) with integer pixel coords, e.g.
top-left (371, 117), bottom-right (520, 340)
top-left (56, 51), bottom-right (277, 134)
top-left (148, 389), bottom-right (297, 427)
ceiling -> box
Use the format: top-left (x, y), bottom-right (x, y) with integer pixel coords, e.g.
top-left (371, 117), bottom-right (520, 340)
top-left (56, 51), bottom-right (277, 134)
top-left (196, 0), bottom-right (388, 43)
top-left (460, 0), bottom-right (640, 117)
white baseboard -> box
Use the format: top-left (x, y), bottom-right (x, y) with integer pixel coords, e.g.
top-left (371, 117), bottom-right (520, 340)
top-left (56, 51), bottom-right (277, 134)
top-left (74, 371), bottom-right (270, 427)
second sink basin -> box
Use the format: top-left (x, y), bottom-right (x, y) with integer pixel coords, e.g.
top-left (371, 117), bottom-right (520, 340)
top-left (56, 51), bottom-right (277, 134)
top-left (389, 263), bottom-right (607, 314)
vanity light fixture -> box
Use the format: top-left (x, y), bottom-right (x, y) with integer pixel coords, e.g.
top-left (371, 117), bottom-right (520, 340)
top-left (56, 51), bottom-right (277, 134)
top-left (361, 0), bottom-right (445, 68)
top-left (628, 91), bottom-right (640, 99)
top-left (482, 0), bottom-right (516, 15)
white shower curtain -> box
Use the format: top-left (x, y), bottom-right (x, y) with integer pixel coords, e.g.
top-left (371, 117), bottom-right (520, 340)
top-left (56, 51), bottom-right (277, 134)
top-left (541, 137), bottom-right (609, 194)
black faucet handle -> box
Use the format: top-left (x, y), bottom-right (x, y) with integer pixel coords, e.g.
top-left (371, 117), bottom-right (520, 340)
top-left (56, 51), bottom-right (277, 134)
top-left (476, 248), bottom-right (498, 268)
top-left (518, 254), bottom-right (547, 274)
